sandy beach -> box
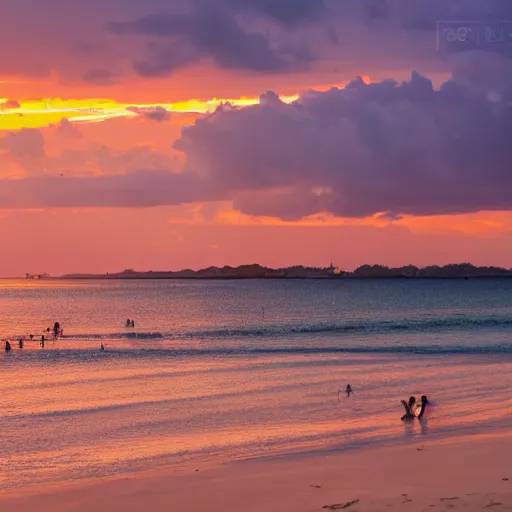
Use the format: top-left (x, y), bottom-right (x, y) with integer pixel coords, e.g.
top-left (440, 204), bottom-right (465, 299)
top-left (1, 433), bottom-right (510, 512)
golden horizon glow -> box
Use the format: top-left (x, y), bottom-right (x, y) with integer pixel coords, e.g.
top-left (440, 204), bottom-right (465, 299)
top-left (0, 95), bottom-right (300, 130)
top-left (0, 76), bottom-right (369, 131)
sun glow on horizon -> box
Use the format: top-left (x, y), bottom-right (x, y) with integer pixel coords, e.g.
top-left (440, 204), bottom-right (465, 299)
top-left (0, 76), bottom-right (367, 131)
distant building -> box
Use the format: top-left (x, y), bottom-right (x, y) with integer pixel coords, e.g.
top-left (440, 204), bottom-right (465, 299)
top-left (328, 262), bottom-right (342, 276)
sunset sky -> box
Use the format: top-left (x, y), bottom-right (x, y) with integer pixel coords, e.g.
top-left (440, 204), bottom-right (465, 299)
top-left (1, 0), bottom-right (512, 276)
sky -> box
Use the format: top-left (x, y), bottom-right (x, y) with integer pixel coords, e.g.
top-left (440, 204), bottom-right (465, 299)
top-left (1, 0), bottom-right (512, 276)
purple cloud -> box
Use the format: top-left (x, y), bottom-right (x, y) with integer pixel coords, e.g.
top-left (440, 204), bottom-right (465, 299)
top-left (174, 61), bottom-right (512, 218)
top-left (108, 3), bottom-right (314, 76)
top-left (83, 68), bottom-right (115, 84)
top-left (0, 129), bottom-right (45, 158)
top-left (1, 51), bottom-right (512, 219)
top-left (1, 1), bottom-right (511, 82)
top-left (0, 170), bottom-right (226, 209)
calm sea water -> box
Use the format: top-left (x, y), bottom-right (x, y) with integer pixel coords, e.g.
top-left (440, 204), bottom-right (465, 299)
top-left (1, 278), bottom-right (512, 491)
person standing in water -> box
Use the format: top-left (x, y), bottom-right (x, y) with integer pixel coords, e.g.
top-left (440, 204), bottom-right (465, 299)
top-left (400, 396), bottom-right (416, 421)
top-left (416, 395), bottom-right (429, 419)
top-left (131, 319), bottom-right (135, 328)
top-left (5, 341), bottom-right (11, 351)
top-left (41, 335), bottom-right (45, 348)
top-left (19, 338), bottom-right (24, 348)
top-left (338, 384), bottom-right (353, 401)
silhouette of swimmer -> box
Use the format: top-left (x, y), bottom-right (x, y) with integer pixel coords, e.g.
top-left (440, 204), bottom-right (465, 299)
top-left (5, 341), bottom-right (11, 351)
top-left (53, 322), bottom-right (60, 337)
top-left (19, 338), bottom-right (24, 349)
top-left (41, 335), bottom-right (45, 348)
top-left (131, 319), bottom-right (135, 328)
top-left (100, 343), bottom-right (105, 351)
top-left (29, 334), bottom-right (34, 341)
top-left (126, 319), bottom-right (131, 327)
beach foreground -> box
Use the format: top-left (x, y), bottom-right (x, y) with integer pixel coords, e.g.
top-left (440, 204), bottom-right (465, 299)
top-left (2, 434), bottom-right (510, 512)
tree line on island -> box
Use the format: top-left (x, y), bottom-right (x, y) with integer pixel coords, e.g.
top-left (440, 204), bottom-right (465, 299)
top-left (61, 262), bottom-right (512, 279)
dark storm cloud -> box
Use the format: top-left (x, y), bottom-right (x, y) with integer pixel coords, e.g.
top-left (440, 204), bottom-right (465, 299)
top-left (2, 0), bottom-right (512, 82)
top-left (107, 2), bottom-right (314, 76)
top-left (225, 0), bottom-right (326, 25)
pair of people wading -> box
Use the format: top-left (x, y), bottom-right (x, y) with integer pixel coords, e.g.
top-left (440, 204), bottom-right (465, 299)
top-left (401, 395), bottom-right (428, 421)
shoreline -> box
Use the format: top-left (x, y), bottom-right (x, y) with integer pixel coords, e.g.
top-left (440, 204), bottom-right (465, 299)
top-left (6, 275), bottom-right (512, 280)
top-left (62, 276), bottom-right (512, 280)
top-left (2, 432), bottom-right (511, 511)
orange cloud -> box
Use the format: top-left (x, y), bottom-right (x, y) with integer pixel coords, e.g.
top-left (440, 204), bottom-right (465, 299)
top-left (398, 212), bottom-right (512, 236)
top-left (165, 202), bottom-right (512, 238)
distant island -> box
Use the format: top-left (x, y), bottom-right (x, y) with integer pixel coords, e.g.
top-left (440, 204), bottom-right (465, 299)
top-left (61, 263), bottom-right (512, 280)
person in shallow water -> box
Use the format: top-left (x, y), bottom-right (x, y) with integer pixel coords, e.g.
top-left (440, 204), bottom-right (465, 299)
top-left (416, 395), bottom-right (429, 419)
top-left (19, 338), bottom-right (23, 348)
top-left (5, 340), bottom-right (11, 351)
top-left (337, 384), bottom-right (353, 401)
top-left (401, 395), bottom-right (428, 421)
top-left (126, 319), bottom-right (131, 327)
top-left (53, 322), bottom-right (60, 338)
top-left (401, 396), bottom-right (416, 421)
top-left (100, 343), bottom-right (105, 351)
top-left (131, 319), bottom-right (135, 328)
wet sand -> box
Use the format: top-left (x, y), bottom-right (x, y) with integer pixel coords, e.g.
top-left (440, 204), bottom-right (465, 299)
top-left (1, 433), bottom-right (510, 512)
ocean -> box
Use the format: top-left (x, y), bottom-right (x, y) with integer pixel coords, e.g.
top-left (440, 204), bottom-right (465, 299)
top-left (1, 278), bottom-right (512, 492)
